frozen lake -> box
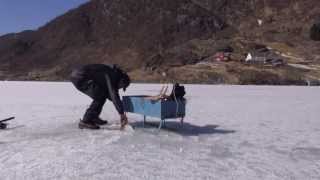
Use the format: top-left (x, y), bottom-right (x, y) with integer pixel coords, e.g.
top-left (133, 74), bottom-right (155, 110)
top-left (0, 81), bottom-right (319, 180)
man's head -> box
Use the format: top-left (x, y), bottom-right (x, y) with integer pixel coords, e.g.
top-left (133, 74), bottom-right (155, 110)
top-left (111, 64), bottom-right (130, 91)
top-left (118, 71), bottom-right (130, 91)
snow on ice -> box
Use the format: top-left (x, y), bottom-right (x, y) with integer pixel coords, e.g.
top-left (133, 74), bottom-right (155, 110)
top-left (0, 81), bottom-right (320, 180)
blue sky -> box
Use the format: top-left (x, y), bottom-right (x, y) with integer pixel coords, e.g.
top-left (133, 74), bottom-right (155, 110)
top-left (0, 0), bottom-right (89, 36)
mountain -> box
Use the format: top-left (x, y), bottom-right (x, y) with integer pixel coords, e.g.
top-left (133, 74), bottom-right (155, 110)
top-left (0, 0), bottom-right (320, 84)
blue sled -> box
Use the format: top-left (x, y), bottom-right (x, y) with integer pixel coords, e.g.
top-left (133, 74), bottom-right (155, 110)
top-left (122, 96), bottom-right (186, 129)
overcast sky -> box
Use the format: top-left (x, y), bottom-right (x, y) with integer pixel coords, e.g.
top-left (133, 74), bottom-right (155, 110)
top-left (0, 0), bottom-right (89, 36)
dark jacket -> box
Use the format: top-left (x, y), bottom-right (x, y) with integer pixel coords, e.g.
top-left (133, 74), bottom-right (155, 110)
top-left (70, 64), bottom-right (125, 114)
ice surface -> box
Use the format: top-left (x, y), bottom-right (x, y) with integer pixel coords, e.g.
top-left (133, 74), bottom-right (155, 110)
top-left (0, 81), bottom-right (319, 180)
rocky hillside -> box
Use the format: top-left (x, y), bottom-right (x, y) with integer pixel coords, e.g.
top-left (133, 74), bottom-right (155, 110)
top-left (0, 0), bottom-right (320, 85)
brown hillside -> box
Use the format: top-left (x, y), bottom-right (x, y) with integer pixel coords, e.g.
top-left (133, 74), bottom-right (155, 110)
top-left (0, 0), bottom-right (320, 84)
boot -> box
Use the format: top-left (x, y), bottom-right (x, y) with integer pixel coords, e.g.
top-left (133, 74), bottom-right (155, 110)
top-left (92, 117), bottom-right (108, 125)
top-left (79, 120), bottom-right (100, 130)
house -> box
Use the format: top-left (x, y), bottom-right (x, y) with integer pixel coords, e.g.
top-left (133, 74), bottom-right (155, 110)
top-left (245, 50), bottom-right (285, 67)
top-left (245, 52), bottom-right (267, 64)
top-left (213, 52), bottom-right (231, 62)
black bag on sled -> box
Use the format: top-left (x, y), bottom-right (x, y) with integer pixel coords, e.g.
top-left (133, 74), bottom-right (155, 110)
top-left (169, 83), bottom-right (185, 100)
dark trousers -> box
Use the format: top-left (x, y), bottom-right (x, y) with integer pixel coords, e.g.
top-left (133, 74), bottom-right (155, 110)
top-left (71, 72), bottom-right (108, 122)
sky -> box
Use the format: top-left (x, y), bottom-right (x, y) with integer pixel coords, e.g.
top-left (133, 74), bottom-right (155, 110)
top-left (0, 0), bottom-right (89, 36)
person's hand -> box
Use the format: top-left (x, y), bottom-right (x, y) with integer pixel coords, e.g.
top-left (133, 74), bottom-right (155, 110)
top-left (120, 113), bottom-right (128, 130)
